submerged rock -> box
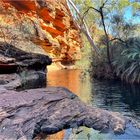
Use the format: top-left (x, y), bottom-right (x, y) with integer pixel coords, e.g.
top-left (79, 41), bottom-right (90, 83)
top-left (0, 87), bottom-right (138, 140)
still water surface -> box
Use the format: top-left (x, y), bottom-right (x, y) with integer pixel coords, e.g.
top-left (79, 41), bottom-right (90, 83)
top-left (47, 69), bottom-right (140, 140)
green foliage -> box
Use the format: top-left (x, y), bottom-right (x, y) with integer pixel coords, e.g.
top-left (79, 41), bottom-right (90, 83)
top-left (113, 38), bottom-right (140, 84)
top-left (111, 14), bottom-right (137, 40)
top-left (76, 35), bottom-right (93, 70)
top-left (71, 0), bottom-right (140, 83)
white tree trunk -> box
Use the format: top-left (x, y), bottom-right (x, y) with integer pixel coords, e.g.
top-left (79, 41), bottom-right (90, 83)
top-left (66, 0), bottom-right (100, 55)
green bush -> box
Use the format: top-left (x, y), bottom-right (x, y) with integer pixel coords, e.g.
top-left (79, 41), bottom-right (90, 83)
top-left (113, 38), bottom-right (140, 84)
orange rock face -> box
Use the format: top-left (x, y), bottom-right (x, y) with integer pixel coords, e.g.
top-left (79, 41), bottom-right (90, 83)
top-left (0, 0), bottom-right (82, 61)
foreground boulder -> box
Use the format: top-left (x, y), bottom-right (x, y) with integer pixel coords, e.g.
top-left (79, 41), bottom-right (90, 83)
top-left (0, 87), bottom-right (138, 140)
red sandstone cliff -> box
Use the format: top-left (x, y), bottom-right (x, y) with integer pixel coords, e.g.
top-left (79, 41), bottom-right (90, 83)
top-left (0, 0), bottom-right (82, 62)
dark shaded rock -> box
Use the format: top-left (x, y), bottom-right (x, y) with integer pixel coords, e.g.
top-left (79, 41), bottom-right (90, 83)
top-left (0, 54), bottom-right (15, 64)
top-left (0, 70), bottom-right (46, 90)
top-left (18, 70), bottom-right (46, 90)
top-left (0, 87), bottom-right (138, 140)
top-left (0, 54), bottom-right (17, 74)
top-left (0, 42), bottom-right (52, 73)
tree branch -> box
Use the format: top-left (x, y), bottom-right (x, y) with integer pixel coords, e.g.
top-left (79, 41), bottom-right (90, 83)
top-left (100, 0), bottom-right (109, 9)
top-left (82, 7), bottom-right (100, 20)
top-left (66, 0), bottom-right (100, 55)
top-left (109, 38), bottom-right (125, 43)
top-left (109, 38), bottom-right (129, 47)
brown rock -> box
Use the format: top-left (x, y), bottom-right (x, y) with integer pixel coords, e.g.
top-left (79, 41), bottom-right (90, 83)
top-left (0, 0), bottom-right (82, 62)
top-left (0, 87), bottom-right (138, 140)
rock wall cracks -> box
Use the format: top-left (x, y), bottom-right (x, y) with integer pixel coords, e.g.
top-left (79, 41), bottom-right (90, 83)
top-left (0, 0), bottom-right (82, 62)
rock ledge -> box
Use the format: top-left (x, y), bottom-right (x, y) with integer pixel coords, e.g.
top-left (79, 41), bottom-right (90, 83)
top-left (0, 87), bottom-right (135, 140)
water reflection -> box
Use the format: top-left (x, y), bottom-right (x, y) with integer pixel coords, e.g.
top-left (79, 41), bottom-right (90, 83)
top-left (47, 69), bottom-right (92, 103)
top-left (47, 69), bottom-right (92, 140)
top-left (91, 80), bottom-right (140, 119)
top-left (47, 69), bottom-right (81, 96)
top-left (47, 69), bottom-right (140, 140)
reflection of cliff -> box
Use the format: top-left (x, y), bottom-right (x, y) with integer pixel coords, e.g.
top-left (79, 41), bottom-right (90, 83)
top-left (0, 0), bottom-right (82, 61)
top-left (47, 131), bottom-right (65, 140)
top-left (47, 69), bottom-right (81, 96)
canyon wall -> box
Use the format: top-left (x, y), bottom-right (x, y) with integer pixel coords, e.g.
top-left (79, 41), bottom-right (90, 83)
top-left (0, 0), bottom-right (82, 62)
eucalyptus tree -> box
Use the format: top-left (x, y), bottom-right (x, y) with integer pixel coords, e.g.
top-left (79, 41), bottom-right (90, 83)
top-left (66, 0), bottom-right (140, 73)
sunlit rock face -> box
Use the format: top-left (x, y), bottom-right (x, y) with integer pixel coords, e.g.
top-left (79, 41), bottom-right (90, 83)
top-left (0, 0), bottom-right (82, 61)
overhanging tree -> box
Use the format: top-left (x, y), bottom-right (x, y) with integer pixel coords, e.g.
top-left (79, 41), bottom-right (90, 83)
top-left (66, 0), bottom-right (140, 73)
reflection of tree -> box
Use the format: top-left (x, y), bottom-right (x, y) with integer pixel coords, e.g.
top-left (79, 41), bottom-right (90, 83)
top-left (91, 80), bottom-right (140, 116)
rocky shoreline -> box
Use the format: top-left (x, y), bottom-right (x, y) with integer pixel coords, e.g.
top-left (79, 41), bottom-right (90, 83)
top-left (0, 70), bottom-right (140, 139)
top-left (0, 86), bottom-right (135, 140)
top-left (0, 43), bottom-right (140, 140)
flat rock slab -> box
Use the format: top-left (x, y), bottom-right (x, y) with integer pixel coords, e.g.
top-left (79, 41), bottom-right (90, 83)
top-left (0, 87), bottom-right (138, 140)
